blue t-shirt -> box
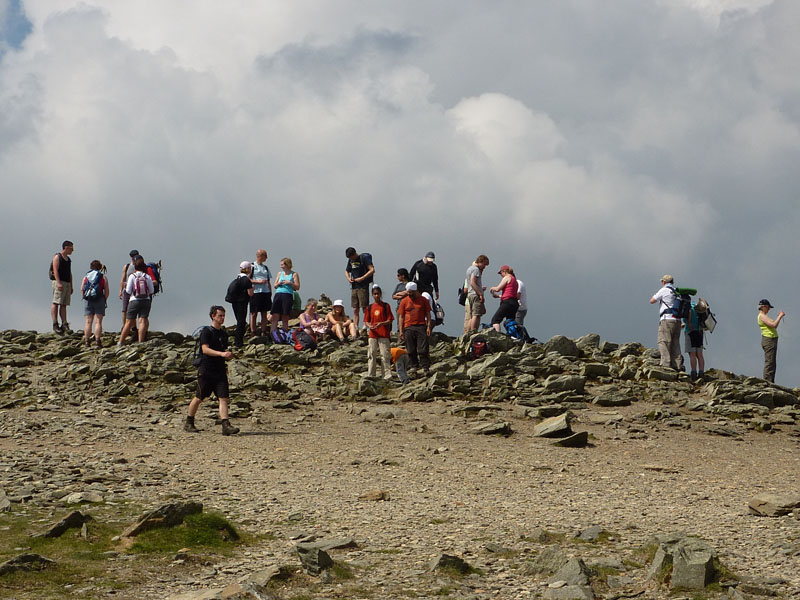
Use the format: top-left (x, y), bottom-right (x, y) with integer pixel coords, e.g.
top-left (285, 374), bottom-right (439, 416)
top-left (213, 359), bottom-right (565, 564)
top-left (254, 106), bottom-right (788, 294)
top-left (251, 263), bottom-right (272, 294)
top-left (683, 303), bottom-right (700, 331)
top-left (275, 271), bottom-right (294, 295)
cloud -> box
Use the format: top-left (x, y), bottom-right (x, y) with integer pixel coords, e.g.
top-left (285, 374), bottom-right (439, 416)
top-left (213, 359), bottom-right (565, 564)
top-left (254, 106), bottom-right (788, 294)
top-left (2, 0), bottom-right (800, 384)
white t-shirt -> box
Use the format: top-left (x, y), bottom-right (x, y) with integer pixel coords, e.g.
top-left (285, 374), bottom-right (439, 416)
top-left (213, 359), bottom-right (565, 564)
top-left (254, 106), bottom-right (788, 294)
top-left (126, 272), bottom-right (154, 299)
top-left (653, 284), bottom-right (677, 320)
top-left (517, 280), bottom-right (527, 311)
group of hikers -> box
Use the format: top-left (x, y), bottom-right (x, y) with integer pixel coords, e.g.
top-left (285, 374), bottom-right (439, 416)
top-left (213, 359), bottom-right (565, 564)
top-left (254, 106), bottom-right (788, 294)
top-left (649, 274), bottom-right (785, 383)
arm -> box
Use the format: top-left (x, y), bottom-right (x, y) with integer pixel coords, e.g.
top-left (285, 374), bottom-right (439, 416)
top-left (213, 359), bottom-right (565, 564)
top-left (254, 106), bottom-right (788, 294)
top-left (393, 288), bottom-right (408, 301)
top-left (759, 313), bottom-right (785, 328)
top-left (292, 272), bottom-right (300, 291)
top-left (470, 274), bottom-right (483, 299)
top-left (52, 255), bottom-right (63, 290)
top-left (425, 300), bottom-right (432, 333)
top-left (120, 265), bottom-right (127, 298)
top-left (103, 276), bottom-right (110, 300)
top-left (409, 261), bottom-right (418, 282)
top-left (490, 275), bottom-right (510, 295)
top-left (397, 310), bottom-right (405, 339)
top-left (433, 266), bottom-right (439, 299)
top-left (201, 343), bottom-right (233, 360)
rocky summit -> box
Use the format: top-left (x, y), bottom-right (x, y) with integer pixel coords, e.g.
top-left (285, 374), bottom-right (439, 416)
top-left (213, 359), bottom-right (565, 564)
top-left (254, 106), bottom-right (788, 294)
top-left (1, 325), bottom-right (799, 599)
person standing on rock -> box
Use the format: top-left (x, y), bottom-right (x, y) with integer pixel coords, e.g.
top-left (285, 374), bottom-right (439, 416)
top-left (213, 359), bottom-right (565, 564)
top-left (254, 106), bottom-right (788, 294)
top-left (464, 255), bottom-right (489, 334)
top-left (392, 268), bottom-right (410, 310)
top-left (345, 247), bottom-right (374, 331)
top-left (364, 286), bottom-right (394, 379)
top-left (649, 274), bottom-right (684, 371)
top-left (397, 282), bottom-right (432, 377)
top-left (119, 250), bottom-right (140, 330)
top-left (489, 265), bottom-right (519, 333)
top-left (683, 301), bottom-right (705, 380)
top-left (409, 251), bottom-right (439, 300)
top-left (226, 261), bottom-right (253, 348)
top-left (118, 257), bottom-right (154, 346)
top-left (757, 299), bottom-right (785, 383)
top-left (80, 260), bottom-right (110, 347)
top-left (515, 278), bottom-right (528, 327)
top-left (184, 305), bottom-right (239, 436)
top-left (249, 249), bottom-right (272, 337)
top-left (49, 240), bottom-right (74, 334)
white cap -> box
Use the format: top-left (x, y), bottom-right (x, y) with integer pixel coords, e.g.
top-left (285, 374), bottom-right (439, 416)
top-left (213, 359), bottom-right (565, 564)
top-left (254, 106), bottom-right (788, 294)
top-left (240, 261), bottom-right (251, 270)
top-left (405, 282), bottom-right (418, 291)
top-left (333, 299), bottom-right (344, 307)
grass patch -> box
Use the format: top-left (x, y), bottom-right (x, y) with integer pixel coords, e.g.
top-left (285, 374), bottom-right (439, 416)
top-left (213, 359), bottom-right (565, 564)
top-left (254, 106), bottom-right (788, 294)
top-left (429, 518), bottom-right (451, 525)
top-left (129, 512), bottom-right (241, 554)
top-left (331, 560), bottom-right (355, 580)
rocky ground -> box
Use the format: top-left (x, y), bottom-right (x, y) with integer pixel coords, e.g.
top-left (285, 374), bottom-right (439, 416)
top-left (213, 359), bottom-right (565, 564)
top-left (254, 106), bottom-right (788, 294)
top-left (1, 325), bottom-right (799, 600)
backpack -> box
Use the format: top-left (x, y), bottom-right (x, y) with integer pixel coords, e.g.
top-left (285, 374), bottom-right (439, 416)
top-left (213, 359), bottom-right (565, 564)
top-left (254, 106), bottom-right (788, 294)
top-left (132, 272), bottom-right (150, 299)
top-left (292, 329), bottom-right (317, 351)
top-left (504, 319), bottom-right (524, 340)
top-left (695, 297), bottom-right (717, 333)
top-left (146, 261), bottom-right (163, 294)
top-left (433, 302), bottom-right (445, 326)
top-left (272, 328), bottom-right (292, 345)
top-left (662, 285), bottom-right (694, 320)
top-left (225, 277), bottom-right (245, 304)
top-left (48, 255), bottom-right (57, 281)
top-left (191, 326), bottom-right (209, 367)
top-left (468, 335), bottom-right (490, 360)
top-left (82, 269), bottom-right (105, 299)
top-left (360, 252), bottom-right (374, 284)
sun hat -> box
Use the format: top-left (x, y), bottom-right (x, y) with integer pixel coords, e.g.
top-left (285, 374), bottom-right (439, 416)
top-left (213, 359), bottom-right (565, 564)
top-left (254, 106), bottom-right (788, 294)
top-left (333, 299), bottom-right (344, 307)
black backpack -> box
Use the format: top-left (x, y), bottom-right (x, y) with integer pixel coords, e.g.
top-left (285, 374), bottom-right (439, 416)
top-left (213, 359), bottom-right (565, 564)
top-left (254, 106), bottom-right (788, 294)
top-left (191, 326), bottom-right (209, 367)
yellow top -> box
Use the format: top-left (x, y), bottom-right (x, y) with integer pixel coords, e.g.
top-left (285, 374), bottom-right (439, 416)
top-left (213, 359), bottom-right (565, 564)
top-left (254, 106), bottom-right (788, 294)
top-left (758, 314), bottom-right (778, 338)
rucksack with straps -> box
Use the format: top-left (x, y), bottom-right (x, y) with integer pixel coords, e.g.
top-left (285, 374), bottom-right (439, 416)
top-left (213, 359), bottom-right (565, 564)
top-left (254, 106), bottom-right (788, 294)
top-left (146, 261), bottom-right (163, 294)
top-left (82, 269), bottom-right (105, 299)
top-left (292, 329), bottom-right (317, 351)
top-left (467, 335), bottom-right (490, 360)
top-left (504, 319), bottom-right (524, 340)
top-left (132, 272), bottom-right (150, 298)
top-left (191, 326), bottom-right (209, 367)
top-left (661, 285), bottom-right (695, 321)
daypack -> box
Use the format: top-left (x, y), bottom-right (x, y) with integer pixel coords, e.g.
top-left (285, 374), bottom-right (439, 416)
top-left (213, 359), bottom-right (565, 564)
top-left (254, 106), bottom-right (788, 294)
top-left (433, 302), bottom-right (445, 326)
top-left (225, 277), bottom-right (247, 304)
top-left (132, 272), bottom-right (150, 299)
top-left (272, 328), bottom-right (292, 345)
top-left (191, 326), bottom-right (209, 367)
top-left (82, 269), bottom-right (105, 299)
top-left (504, 319), bottom-right (524, 340)
top-left (48, 255), bottom-right (57, 280)
top-left (146, 261), bottom-right (163, 294)
top-left (467, 335), bottom-right (490, 360)
top-left (662, 285), bottom-right (695, 321)
top-left (695, 297), bottom-right (717, 333)
top-left (292, 329), bottom-right (317, 351)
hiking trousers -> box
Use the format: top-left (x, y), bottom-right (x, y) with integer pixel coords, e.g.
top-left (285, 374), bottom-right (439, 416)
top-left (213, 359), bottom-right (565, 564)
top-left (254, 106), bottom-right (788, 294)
top-left (232, 300), bottom-right (249, 348)
top-left (657, 319), bottom-right (683, 371)
top-left (404, 325), bottom-right (430, 371)
top-left (367, 337), bottom-right (392, 378)
top-left (761, 336), bottom-right (778, 383)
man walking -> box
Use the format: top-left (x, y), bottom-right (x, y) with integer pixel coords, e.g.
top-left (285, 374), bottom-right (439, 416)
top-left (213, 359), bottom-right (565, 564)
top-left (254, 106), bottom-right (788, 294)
top-left (464, 255), bottom-right (489, 334)
top-left (50, 240), bottom-right (74, 333)
top-left (397, 282), bottom-right (432, 377)
top-left (649, 274), bottom-right (683, 371)
top-left (345, 247), bottom-right (375, 330)
top-left (249, 249), bottom-right (272, 336)
top-left (409, 251), bottom-right (439, 300)
top-left (184, 306), bottom-right (240, 436)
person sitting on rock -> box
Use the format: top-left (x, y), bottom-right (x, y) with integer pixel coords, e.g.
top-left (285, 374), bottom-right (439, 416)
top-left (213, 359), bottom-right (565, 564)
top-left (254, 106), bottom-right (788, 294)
top-left (184, 305), bottom-right (239, 436)
top-left (298, 298), bottom-right (329, 340)
top-left (326, 299), bottom-right (357, 342)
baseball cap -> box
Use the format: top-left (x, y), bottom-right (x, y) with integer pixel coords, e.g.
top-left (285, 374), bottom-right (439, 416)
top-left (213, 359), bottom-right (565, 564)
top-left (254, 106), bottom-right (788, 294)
top-left (240, 261), bottom-right (251, 270)
top-left (425, 251), bottom-right (435, 260)
top-left (129, 249), bottom-right (139, 257)
top-left (405, 282), bottom-right (418, 291)
top-left (498, 265), bottom-right (511, 274)
top-left (758, 299), bottom-right (774, 308)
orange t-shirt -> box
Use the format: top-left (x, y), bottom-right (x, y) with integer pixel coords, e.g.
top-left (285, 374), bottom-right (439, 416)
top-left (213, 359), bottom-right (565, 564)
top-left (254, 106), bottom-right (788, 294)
top-left (390, 347), bottom-right (407, 363)
top-left (365, 301), bottom-right (393, 338)
top-left (398, 295), bottom-right (430, 327)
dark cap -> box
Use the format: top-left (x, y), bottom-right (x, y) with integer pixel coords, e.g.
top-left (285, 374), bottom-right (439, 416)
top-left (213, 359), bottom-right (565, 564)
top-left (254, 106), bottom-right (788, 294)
top-left (425, 251), bottom-right (435, 260)
top-left (758, 299), bottom-right (774, 308)
top-left (129, 249), bottom-right (140, 257)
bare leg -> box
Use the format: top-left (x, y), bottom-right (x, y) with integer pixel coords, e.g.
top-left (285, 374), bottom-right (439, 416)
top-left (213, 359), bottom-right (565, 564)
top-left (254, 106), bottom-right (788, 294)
top-left (137, 317), bottom-right (149, 342)
top-left (218, 398), bottom-right (229, 419)
top-left (118, 319), bottom-right (135, 345)
top-left (94, 315), bottom-right (104, 341)
top-left (188, 396), bottom-right (202, 417)
top-left (84, 315), bottom-right (93, 342)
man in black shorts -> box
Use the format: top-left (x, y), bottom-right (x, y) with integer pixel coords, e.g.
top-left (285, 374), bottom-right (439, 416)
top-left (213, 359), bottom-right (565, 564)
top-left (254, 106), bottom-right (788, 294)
top-left (184, 306), bottom-right (240, 436)
top-left (345, 246), bottom-right (375, 331)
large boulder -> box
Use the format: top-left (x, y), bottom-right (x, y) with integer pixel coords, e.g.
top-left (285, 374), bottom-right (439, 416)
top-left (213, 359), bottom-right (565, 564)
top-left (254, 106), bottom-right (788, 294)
top-left (544, 336), bottom-right (580, 358)
top-left (748, 493), bottom-right (800, 517)
top-left (534, 413), bottom-right (572, 438)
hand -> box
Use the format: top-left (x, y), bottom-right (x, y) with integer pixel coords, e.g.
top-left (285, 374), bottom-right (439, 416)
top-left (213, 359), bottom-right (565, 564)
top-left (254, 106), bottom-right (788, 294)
top-left (435, 291), bottom-right (439, 300)
top-left (57, 282), bottom-right (63, 291)
top-left (779, 311), bottom-right (786, 318)
top-left (222, 351), bottom-right (234, 360)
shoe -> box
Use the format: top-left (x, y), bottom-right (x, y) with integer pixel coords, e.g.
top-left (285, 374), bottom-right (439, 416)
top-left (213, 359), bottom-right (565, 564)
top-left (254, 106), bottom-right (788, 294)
top-left (221, 419), bottom-right (239, 436)
top-left (53, 322), bottom-right (63, 334)
top-left (61, 322), bottom-right (71, 334)
top-left (84, 337), bottom-right (92, 346)
top-left (184, 417), bottom-right (199, 433)
top-left (96, 339), bottom-right (103, 348)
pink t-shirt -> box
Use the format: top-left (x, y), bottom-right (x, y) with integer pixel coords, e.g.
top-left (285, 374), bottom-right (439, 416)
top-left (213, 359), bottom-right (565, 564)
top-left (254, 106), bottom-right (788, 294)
top-left (501, 275), bottom-right (518, 301)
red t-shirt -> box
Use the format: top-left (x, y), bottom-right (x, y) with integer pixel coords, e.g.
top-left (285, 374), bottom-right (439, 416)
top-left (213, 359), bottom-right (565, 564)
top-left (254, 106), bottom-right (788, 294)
top-left (398, 295), bottom-right (430, 328)
top-left (365, 301), bottom-right (394, 338)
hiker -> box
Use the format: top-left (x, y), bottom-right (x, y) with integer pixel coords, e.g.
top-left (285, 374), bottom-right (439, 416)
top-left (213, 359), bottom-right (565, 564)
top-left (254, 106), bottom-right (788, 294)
top-left (392, 268), bottom-right (410, 309)
top-left (649, 274), bottom-right (684, 371)
top-left (684, 301), bottom-right (705, 380)
top-left (327, 299), bottom-right (357, 342)
top-left (409, 251), bottom-right (439, 299)
top-left (397, 282), bottom-right (432, 377)
top-left (298, 298), bottom-right (330, 340)
top-left (226, 261), bottom-right (253, 348)
top-left (757, 299), bottom-right (785, 383)
top-left (345, 247), bottom-right (374, 331)
top-left (464, 255), bottom-right (489, 334)
top-left (391, 346), bottom-right (411, 384)
top-left (489, 265), bottom-right (519, 333)
top-left (515, 279), bottom-right (528, 327)
top-left (270, 257), bottom-right (300, 340)
top-left (249, 249), bottom-right (272, 336)
top-left (365, 286), bottom-right (394, 378)
top-left (50, 240), bottom-right (74, 334)
top-left (119, 250), bottom-right (140, 329)
top-left (184, 305), bottom-right (239, 436)
top-left (118, 257), bottom-right (154, 346)
top-left (80, 260), bottom-right (109, 347)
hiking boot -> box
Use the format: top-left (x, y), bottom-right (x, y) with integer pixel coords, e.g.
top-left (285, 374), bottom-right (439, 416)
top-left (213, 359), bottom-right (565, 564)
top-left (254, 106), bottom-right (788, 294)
top-left (61, 322), bottom-right (71, 334)
top-left (96, 339), bottom-right (103, 349)
top-left (221, 419), bottom-right (239, 436)
top-left (84, 337), bottom-right (92, 347)
top-left (183, 417), bottom-right (199, 433)
top-left (53, 322), bottom-right (63, 334)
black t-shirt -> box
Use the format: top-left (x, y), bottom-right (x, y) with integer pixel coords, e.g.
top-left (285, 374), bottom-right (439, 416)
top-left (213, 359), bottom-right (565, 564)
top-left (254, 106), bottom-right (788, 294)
top-left (410, 259), bottom-right (438, 293)
top-left (198, 326), bottom-right (228, 376)
top-left (346, 253), bottom-right (373, 289)
top-left (56, 254), bottom-right (72, 281)
top-left (227, 275), bottom-right (252, 303)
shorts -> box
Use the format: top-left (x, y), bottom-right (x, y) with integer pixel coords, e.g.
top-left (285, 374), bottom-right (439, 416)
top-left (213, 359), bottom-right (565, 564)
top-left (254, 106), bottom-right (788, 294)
top-left (685, 332), bottom-right (703, 352)
top-left (52, 281), bottom-right (72, 306)
top-left (126, 298), bottom-right (151, 320)
top-left (249, 292), bottom-right (272, 314)
top-left (467, 294), bottom-right (485, 317)
top-left (84, 297), bottom-right (106, 316)
top-left (196, 371), bottom-right (230, 400)
top-left (271, 292), bottom-right (293, 316)
top-left (121, 290), bottom-right (131, 313)
top-left (351, 288), bottom-right (369, 310)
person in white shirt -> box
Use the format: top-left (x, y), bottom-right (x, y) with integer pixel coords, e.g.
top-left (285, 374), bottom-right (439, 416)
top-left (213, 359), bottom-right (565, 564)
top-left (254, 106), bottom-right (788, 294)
top-left (118, 257), bottom-right (154, 346)
top-left (515, 279), bottom-right (528, 327)
top-left (649, 274), bottom-right (684, 371)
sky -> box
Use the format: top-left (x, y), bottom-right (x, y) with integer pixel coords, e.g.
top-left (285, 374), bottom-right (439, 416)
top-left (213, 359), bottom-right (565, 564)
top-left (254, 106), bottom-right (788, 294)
top-left (1, 0), bottom-right (799, 385)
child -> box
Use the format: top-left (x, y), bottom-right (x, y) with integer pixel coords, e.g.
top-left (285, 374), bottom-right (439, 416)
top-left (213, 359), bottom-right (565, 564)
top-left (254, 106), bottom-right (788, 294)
top-left (391, 346), bottom-right (411, 384)
top-left (364, 286), bottom-right (394, 378)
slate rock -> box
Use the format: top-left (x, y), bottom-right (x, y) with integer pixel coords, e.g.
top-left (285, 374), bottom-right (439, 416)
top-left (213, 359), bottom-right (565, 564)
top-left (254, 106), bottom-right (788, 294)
top-left (534, 413), bottom-right (572, 438)
top-left (523, 545), bottom-right (570, 575)
top-left (429, 553), bottom-right (474, 574)
top-left (122, 501), bottom-right (204, 537)
top-left (64, 491), bottom-right (104, 504)
top-left (748, 493), bottom-right (800, 517)
top-left (544, 375), bottom-right (586, 394)
top-left (543, 585), bottom-right (595, 600)
top-left (574, 525), bottom-right (605, 541)
top-left (296, 543), bottom-right (333, 575)
top-left (544, 335), bottom-right (580, 358)
top-left (552, 431), bottom-right (589, 447)
top-left (646, 533), bottom-right (717, 590)
top-left (0, 553), bottom-right (57, 575)
top-left (33, 510), bottom-right (92, 538)
top-left (549, 557), bottom-right (591, 585)
top-left (575, 333), bottom-right (601, 350)
top-left (472, 421), bottom-right (513, 436)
